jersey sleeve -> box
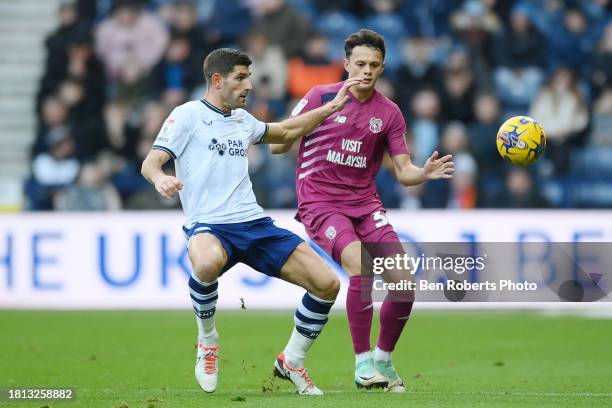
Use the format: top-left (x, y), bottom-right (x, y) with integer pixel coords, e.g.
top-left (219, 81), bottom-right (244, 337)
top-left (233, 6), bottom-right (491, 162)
top-left (241, 110), bottom-right (269, 145)
top-left (152, 105), bottom-right (193, 159)
top-left (386, 108), bottom-right (410, 156)
top-left (290, 86), bottom-right (323, 117)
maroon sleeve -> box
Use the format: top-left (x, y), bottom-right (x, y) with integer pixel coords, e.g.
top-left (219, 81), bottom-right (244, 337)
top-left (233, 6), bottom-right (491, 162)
top-left (386, 107), bottom-right (410, 156)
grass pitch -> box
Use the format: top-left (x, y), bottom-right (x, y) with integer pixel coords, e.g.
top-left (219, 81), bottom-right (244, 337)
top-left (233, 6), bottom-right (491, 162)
top-left (1, 310), bottom-right (611, 407)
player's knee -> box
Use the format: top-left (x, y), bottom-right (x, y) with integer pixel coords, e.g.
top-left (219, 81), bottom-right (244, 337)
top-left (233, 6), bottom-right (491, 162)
top-left (192, 259), bottom-right (223, 282)
top-left (313, 272), bottom-right (340, 300)
top-left (327, 274), bottom-right (341, 298)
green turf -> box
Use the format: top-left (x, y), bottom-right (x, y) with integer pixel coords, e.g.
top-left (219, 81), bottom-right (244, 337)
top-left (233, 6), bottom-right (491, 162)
top-left (0, 310), bottom-right (611, 408)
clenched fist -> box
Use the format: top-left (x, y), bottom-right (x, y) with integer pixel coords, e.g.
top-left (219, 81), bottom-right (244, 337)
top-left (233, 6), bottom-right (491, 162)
top-left (155, 175), bottom-right (183, 198)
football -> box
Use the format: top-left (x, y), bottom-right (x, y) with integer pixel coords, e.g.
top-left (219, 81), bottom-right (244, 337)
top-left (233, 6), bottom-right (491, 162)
top-left (496, 116), bottom-right (546, 166)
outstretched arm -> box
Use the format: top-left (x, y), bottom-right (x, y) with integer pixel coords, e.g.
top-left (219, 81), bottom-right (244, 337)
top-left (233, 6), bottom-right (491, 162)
top-left (391, 151), bottom-right (454, 186)
top-left (262, 78), bottom-right (361, 145)
top-left (141, 149), bottom-right (184, 198)
top-left (270, 139), bottom-right (295, 154)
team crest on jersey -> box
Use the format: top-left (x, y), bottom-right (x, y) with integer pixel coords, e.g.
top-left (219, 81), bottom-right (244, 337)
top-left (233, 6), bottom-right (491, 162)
top-left (369, 117), bottom-right (383, 133)
top-left (325, 225), bottom-right (336, 240)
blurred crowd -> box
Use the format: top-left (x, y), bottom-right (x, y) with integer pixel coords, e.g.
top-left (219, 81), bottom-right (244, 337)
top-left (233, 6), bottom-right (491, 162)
top-left (28, 0), bottom-right (612, 211)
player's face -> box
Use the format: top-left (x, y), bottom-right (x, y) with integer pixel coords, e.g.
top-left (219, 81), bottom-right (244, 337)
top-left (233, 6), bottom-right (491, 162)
top-left (220, 65), bottom-right (252, 109)
top-left (344, 46), bottom-right (385, 92)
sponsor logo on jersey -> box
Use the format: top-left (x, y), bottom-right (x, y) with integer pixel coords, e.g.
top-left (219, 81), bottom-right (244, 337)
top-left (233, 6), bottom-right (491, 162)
top-left (334, 115), bottom-right (347, 124)
top-left (208, 138), bottom-right (247, 157)
top-left (369, 117), bottom-right (383, 133)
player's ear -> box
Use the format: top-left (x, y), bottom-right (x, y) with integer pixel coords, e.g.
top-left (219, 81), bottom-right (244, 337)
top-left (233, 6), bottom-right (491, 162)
top-left (343, 58), bottom-right (350, 73)
top-left (211, 73), bottom-right (223, 89)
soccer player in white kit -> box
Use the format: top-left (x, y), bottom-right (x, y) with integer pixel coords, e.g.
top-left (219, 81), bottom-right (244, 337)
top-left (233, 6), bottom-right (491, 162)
top-left (141, 48), bottom-right (361, 395)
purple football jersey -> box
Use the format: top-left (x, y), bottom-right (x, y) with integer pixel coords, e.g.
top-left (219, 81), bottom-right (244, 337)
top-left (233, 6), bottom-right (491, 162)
top-left (292, 82), bottom-right (409, 214)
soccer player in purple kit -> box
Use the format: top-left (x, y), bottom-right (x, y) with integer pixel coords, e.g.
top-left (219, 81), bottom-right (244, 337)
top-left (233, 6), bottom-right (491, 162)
top-left (272, 30), bottom-right (454, 392)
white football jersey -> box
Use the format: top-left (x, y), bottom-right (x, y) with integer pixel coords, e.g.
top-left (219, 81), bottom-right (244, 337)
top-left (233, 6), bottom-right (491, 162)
top-left (153, 99), bottom-right (268, 225)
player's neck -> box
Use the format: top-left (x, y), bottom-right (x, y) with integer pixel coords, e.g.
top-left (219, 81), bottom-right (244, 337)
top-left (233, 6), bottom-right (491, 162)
top-left (202, 93), bottom-right (231, 114)
top-left (349, 87), bottom-right (375, 103)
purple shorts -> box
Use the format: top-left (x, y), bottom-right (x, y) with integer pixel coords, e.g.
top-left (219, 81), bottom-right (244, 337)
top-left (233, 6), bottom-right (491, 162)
top-left (299, 205), bottom-right (401, 263)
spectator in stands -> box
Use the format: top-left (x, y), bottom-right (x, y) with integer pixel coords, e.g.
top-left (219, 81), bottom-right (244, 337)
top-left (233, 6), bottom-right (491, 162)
top-left (365, 0), bottom-right (405, 38)
top-left (491, 4), bottom-right (546, 117)
top-left (204, 0), bottom-right (252, 48)
top-left (488, 167), bottom-right (551, 208)
top-left (399, 0), bottom-right (459, 38)
top-left (451, 0), bottom-right (501, 47)
top-left (28, 126), bottom-right (80, 210)
top-left (168, 0), bottom-right (209, 57)
top-left (250, 0), bottom-right (311, 58)
top-left (468, 93), bottom-right (505, 205)
top-left (113, 102), bottom-right (168, 201)
top-left (530, 67), bottom-right (589, 175)
top-left (376, 153), bottom-right (406, 208)
top-left (440, 122), bottom-right (478, 209)
top-left (438, 46), bottom-right (477, 123)
top-left (64, 31), bottom-right (106, 114)
top-left (246, 78), bottom-right (278, 122)
top-left (147, 34), bottom-right (201, 107)
top-left (94, 0), bottom-right (169, 84)
top-left (590, 87), bottom-right (612, 146)
top-left (545, 7), bottom-right (595, 76)
top-left (262, 148), bottom-right (299, 208)
top-left (450, 0), bottom-right (501, 86)
top-left (590, 21), bottom-right (612, 98)
top-left (468, 93), bottom-right (504, 173)
top-left (244, 31), bottom-right (288, 102)
top-left (38, 1), bottom-right (76, 108)
top-left (56, 78), bottom-right (109, 161)
top-left (579, 0), bottom-right (611, 22)
top-left (122, 109), bottom-right (180, 210)
top-left (54, 160), bottom-right (122, 211)
top-left (375, 77), bottom-right (398, 102)
top-left (408, 87), bottom-right (443, 166)
top-left (492, 4), bottom-right (547, 69)
top-left (104, 98), bottom-right (129, 152)
top-left (286, 32), bottom-right (343, 99)
top-left (395, 37), bottom-right (443, 114)
top-left (33, 96), bottom-right (69, 157)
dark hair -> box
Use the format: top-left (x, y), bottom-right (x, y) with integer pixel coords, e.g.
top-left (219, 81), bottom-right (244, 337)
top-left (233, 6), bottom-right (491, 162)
top-left (203, 48), bottom-right (252, 84)
top-left (344, 29), bottom-right (386, 59)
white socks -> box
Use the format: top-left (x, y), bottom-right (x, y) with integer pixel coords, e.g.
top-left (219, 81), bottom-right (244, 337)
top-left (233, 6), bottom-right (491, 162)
top-left (197, 319), bottom-right (218, 347)
top-left (283, 327), bottom-right (313, 368)
top-left (355, 348), bottom-right (391, 364)
top-left (374, 346), bottom-right (391, 362)
top-left (356, 350), bottom-right (372, 364)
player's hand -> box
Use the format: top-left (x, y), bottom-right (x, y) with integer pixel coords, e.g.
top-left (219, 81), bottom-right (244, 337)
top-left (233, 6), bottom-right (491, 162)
top-left (327, 78), bottom-right (362, 113)
top-left (424, 151), bottom-right (454, 180)
top-left (154, 175), bottom-right (183, 198)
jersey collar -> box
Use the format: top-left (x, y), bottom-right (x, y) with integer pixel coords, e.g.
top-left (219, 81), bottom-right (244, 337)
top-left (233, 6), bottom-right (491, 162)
top-left (200, 99), bottom-right (232, 117)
